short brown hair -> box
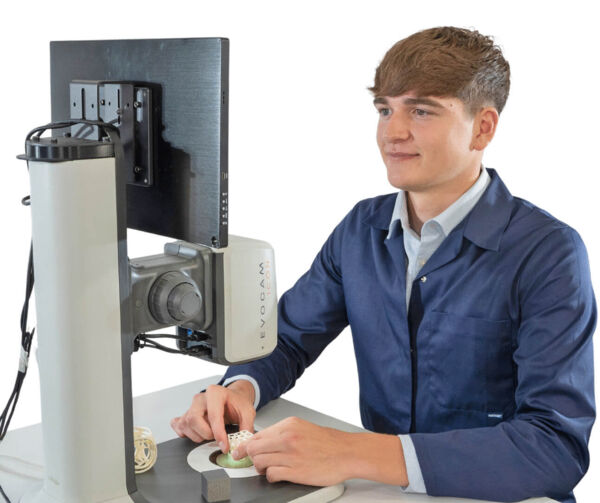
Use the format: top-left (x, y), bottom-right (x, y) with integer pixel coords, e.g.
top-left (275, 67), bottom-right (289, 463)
top-left (370, 27), bottom-right (510, 115)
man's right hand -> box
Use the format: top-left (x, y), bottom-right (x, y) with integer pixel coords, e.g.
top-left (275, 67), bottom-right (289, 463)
top-left (170, 380), bottom-right (256, 453)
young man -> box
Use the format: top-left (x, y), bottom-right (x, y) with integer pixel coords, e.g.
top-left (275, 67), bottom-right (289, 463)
top-left (171, 27), bottom-right (596, 503)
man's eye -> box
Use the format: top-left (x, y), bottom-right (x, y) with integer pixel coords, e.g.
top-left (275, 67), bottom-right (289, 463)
top-left (377, 108), bottom-right (391, 117)
top-left (413, 108), bottom-right (430, 117)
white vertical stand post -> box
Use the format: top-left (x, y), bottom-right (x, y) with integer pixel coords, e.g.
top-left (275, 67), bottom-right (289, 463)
top-left (22, 157), bottom-right (135, 503)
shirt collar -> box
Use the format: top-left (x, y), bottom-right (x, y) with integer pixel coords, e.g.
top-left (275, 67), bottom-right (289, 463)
top-left (363, 168), bottom-right (514, 251)
top-left (387, 167), bottom-right (491, 240)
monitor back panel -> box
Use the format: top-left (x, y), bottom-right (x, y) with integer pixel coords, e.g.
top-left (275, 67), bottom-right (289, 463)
top-left (50, 38), bottom-right (229, 248)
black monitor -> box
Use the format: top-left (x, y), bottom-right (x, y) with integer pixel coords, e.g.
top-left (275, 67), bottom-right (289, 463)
top-left (50, 38), bottom-right (229, 248)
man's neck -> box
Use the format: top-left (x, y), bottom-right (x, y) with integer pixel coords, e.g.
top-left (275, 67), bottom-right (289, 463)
top-left (407, 166), bottom-right (482, 236)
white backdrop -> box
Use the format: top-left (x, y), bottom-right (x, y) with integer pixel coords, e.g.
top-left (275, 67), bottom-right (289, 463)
top-left (0, 1), bottom-right (598, 501)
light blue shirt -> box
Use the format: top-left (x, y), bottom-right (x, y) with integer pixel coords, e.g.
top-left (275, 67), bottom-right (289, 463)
top-left (389, 166), bottom-right (491, 493)
top-left (388, 167), bottom-right (491, 309)
top-left (227, 167), bottom-right (491, 493)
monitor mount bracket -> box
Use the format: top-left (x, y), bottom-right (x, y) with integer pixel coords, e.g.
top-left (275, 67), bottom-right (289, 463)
top-left (69, 81), bottom-right (154, 187)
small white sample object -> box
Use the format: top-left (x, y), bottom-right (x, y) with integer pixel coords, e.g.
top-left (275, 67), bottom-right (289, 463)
top-left (227, 430), bottom-right (254, 451)
top-left (216, 430), bottom-right (254, 469)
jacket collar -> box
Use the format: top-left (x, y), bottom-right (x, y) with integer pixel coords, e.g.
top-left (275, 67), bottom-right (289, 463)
top-left (362, 168), bottom-right (514, 251)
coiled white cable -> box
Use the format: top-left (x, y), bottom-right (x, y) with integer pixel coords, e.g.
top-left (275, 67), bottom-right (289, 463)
top-left (133, 426), bottom-right (158, 474)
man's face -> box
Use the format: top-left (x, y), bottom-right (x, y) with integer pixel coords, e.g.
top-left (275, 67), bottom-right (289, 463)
top-left (375, 93), bottom-right (479, 192)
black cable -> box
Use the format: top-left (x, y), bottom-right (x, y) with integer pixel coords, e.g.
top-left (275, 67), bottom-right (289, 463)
top-left (0, 190), bottom-right (35, 441)
top-left (134, 332), bottom-right (211, 357)
top-left (0, 243), bottom-right (34, 442)
top-left (0, 249), bottom-right (31, 503)
top-left (25, 118), bottom-right (117, 139)
top-left (0, 483), bottom-right (11, 503)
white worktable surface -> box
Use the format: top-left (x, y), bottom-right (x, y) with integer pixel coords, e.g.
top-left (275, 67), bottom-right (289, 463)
top-left (0, 376), bottom-right (557, 503)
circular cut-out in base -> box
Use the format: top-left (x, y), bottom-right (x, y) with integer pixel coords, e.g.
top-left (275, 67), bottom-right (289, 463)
top-left (187, 440), bottom-right (258, 478)
top-left (214, 451), bottom-right (253, 469)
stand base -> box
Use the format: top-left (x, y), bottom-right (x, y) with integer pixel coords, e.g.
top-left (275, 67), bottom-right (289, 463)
top-left (136, 436), bottom-right (344, 502)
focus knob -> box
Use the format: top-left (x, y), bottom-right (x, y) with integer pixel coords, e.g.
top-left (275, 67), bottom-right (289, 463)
top-left (149, 271), bottom-right (202, 324)
top-left (167, 282), bottom-right (202, 321)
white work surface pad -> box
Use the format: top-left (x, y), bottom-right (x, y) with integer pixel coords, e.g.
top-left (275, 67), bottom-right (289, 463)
top-left (0, 376), bottom-right (557, 503)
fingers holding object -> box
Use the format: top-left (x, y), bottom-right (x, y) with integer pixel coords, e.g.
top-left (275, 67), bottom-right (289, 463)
top-left (205, 385), bottom-right (229, 452)
top-left (233, 434), bottom-right (284, 460)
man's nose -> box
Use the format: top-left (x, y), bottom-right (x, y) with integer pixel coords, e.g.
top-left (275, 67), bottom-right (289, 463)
top-left (383, 114), bottom-right (411, 142)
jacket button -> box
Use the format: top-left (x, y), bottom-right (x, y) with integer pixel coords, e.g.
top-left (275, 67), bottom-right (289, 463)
top-left (420, 276), bottom-right (427, 283)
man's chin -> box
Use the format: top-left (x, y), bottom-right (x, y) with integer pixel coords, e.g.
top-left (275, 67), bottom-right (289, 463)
top-left (385, 164), bottom-right (424, 191)
top-left (387, 174), bottom-right (421, 192)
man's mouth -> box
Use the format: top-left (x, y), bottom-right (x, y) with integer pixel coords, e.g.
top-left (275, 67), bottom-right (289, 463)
top-left (386, 152), bottom-right (420, 160)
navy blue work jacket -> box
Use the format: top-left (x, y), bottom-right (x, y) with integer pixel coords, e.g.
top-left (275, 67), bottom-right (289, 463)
top-left (222, 169), bottom-right (596, 503)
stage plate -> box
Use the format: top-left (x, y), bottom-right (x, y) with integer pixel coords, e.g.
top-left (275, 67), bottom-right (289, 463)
top-left (135, 433), bottom-right (344, 502)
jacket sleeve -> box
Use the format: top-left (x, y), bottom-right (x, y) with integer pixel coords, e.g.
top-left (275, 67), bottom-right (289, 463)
top-left (220, 210), bottom-right (350, 409)
top-left (411, 227), bottom-right (596, 502)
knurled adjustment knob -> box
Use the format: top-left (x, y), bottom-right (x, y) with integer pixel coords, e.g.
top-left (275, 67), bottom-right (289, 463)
top-left (167, 282), bottom-right (202, 321)
top-left (149, 271), bottom-right (202, 325)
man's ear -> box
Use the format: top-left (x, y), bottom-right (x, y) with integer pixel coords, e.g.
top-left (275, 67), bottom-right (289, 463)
top-left (471, 107), bottom-right (499, 151)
